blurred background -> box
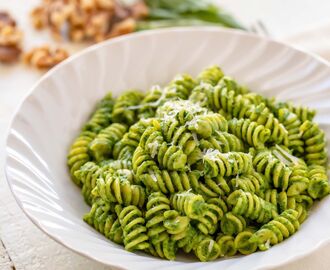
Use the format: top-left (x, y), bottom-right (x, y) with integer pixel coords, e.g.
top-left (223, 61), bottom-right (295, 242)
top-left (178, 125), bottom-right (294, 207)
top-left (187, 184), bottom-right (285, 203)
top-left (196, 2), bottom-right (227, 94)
top-left (0, 0), bottom-right (330, 269)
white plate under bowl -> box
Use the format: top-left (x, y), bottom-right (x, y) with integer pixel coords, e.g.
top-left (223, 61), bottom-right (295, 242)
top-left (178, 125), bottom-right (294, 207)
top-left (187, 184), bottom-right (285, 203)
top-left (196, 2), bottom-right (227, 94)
top-left (5, 27), bottom-right (330, 270)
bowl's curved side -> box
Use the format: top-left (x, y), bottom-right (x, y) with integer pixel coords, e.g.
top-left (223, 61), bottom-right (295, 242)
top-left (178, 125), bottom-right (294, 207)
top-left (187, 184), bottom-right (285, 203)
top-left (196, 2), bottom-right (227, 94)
top-left (5, 27), bottom-right (330, 270)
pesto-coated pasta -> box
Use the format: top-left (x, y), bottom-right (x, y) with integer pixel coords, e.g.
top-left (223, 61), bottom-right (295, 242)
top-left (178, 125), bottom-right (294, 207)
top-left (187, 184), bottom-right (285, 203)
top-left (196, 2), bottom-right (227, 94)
top-left (197, 65), bottom-right (224, 85)
top-left (308, 165), bottom-right (330, 199)
top-left (67, 131), bottom-right (96, 185)
top-left (228, 118), bottom-right (271, 149)
top-left (112, 90), bottom-right (144, 125)
top-left (202, 150), bottom-right (252, 178)
top-left (83, 198), bottom-right (123, 244)
top-left (117, 205), bottom-right (150, 251)
top-left (83, 93), bottom-right (114, 133)
top-left (89, 123), bottom-right (127, 161)
top-left (249, 209), bottom-right (300, 250)
top-left (67, 65), bottom-right (329, 262)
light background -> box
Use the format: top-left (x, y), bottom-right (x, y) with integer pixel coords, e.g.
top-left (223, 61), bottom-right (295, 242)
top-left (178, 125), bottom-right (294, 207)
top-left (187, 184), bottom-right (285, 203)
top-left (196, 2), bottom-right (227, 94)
top-left (0, 0), bottom-right (329, 269)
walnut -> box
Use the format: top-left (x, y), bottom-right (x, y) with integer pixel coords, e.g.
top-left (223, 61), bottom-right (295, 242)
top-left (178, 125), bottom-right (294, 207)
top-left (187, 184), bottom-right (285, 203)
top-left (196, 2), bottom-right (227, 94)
top-left (0, 45), bottom-right (21, 63)
top-left (0, 25), bottom-right (22, 46)
top-left (31, 7), bottom-right (47, 29)
top-left (107, 18), bottom-right (136, 39)
top-left (130, 1), bottom-right (149, 20)
top-left (24, 46), bottom-right (69, 69)
top-left (0, 12), bottom-right (16, 27)
top-left (29, 0), bottom-right (146, 43)
top-left (96, 0), bottom-right (114, 11)
top-left (0, 12), bottom-right (22, 63)
top-left (85, 11), bottom-right (111, 40)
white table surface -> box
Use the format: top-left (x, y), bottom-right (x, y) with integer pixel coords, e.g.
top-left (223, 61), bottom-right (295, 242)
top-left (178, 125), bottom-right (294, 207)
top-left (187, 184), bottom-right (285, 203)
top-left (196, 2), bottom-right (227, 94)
top-left (1, 1), bottom-right (330, 269)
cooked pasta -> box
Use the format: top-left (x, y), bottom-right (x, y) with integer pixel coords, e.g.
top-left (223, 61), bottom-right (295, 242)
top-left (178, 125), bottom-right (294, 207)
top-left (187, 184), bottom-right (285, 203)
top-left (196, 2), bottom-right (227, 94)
top-left (67, 65), bottom-right (329, 262)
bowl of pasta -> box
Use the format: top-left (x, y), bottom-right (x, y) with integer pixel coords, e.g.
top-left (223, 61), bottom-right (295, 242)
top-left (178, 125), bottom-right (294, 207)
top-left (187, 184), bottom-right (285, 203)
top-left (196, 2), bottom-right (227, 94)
top-left (5, 27), bottom-right (330, 270)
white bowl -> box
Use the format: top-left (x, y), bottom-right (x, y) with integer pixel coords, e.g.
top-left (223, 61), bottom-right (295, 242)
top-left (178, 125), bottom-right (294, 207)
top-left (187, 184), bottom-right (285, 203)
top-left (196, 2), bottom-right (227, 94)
top-left (5, 27), bottom-right (330, 270)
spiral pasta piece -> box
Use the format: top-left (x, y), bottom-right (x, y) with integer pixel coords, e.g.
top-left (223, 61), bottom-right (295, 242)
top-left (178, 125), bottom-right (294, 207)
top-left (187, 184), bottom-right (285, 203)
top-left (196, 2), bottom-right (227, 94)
top-left (156, 99), bottom-right (207, 126)
top-left (277, 108), bottom-right (304, 154)
top-left (83, 93), bottom-right (114, 132)
top-left (198, 175), bottom-right (231, 198)
top-left (218, 76), bottom-right (249, 95)
top-left (262, 189), bottom-right (296, 213)
top-left (246, 103), bottom-right (288, 146)
top-left (249, 209), bottom-right (300, 250)
top-left (117, 205), bottom-right (149, 251)
top-left (112, 90), bottom-right (144, 125)
top-left (138, 74), bottom-right (196, 119)
top-left (188, 113), bottom-right (228, 139)
top-left (67, 131), bottom-right (96, 185)
top-left (194, 237), bottom-right (220, 262)
top-left (300, 120), bottom-right (328, 166)
top-left (230, 171), bottom-right (268, 196)
top-left (148, 238), bottom-right (178, 260)
top-left (253, 150), bottom-right (292, 190)
top-left (200, 132), bottom-right (244, 153)
top-left (308, 165), bottom-right (330, 199)
top-left (89, 123), bottom-right (127, 161)
top-left (234, 228), bottom-right (258, 255)
top-left (227, 190), bottom-right (278, 223)
top-left (273, 101), bottom-right (316, 122)
top-left (166, 74), bottom-right (197, 99)
top-left (197, 199), bottom-right (225, 235)
top-left (157, 142), bottom-right (187, 170)
top-left (101, 159), bottom-right (133, 170)
top-left (141, 170), bottom-right (200, 194)
top-left (113, 118), bottom-right (155, 161)
top-left (243, 92), bottom-right (267, 105)
top-left (216, 234), bottom-right (237, 257)
top-left (228, 118), bottom-right (271, 149)
top-left (197, 65), bottom-right (224, 85)
top-left (202, 150), bottom-right (252, 178)
top-left (145, 192), bottom-right (171, 244)
top-left (132, 146), bottom-right (159, 176)
top-left (74, 161), bottom-right (107, 205)
top-left (220, 212), bottom-right (246, 236)
top-left (83, 199), bottom-right (123, 244)
top-left (163, 210), bottom-right (190, 235)
top-left (95, 169), bottom-right (145, 208)
top-left (162, 125), bottom-right (199, 156)
top-left (287, 161), bottom-right (309, 196)
top-left (171, 191), bottom-right (207, 220)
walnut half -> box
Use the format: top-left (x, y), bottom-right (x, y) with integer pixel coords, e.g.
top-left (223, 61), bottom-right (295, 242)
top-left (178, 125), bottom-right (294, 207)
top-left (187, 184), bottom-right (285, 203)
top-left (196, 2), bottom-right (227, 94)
top-left (24, 46), bottom-right (69, 70)
top-left (0, 11), bottom-right (22, 63)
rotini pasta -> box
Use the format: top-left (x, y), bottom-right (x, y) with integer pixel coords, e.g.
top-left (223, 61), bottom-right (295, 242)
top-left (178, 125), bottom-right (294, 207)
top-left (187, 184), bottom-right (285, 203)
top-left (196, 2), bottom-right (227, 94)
top-left (249, 209), bottom-right (300, 250)
top-left (89, 123), bottom-right (127, 161)
top-left (227, 190), bottom-right (278, 223)
top-left (112, 90), bottom-right (144, 125)
top-left (171, 191), bottom-right (207, 220)
top-left (197, 65), bottom-right (224, 85)
top-left (67, 130), bottom-right (96, 185)
top-left (308, 165), bottom-right (330, 199)
top-left (199, 132), bottom-right (244, 153)
top-left (83, 198), bottom-right (123, 244)
top-left (228, 118), bottom-right (271, 149)
top-left (68, 65), bottom-right (328, 262)
top-left (83, 93), bottom-right (114, 133)
top-left (117, 205), bottom-right (150, 251)
top-left (201, 150), bottom-right (252, 178)
top-left (234, 229), bottom-right (258, 255)
top-left (300, 120), bottom-right (328, 166)
top-left (95, 169), bottom-right (146, 207)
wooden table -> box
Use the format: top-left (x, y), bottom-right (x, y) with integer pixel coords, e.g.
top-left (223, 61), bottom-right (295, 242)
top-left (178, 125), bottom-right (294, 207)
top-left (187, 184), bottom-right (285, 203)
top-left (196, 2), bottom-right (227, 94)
top-left (1, 0), bottom-right (329, 269)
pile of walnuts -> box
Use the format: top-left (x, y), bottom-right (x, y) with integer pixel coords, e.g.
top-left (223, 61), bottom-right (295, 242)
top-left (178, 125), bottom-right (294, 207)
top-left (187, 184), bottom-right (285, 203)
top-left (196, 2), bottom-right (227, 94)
top-left (31, 0), bottom-right (148, 43)
top-left (0, 12), bottom-right (23, 63)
